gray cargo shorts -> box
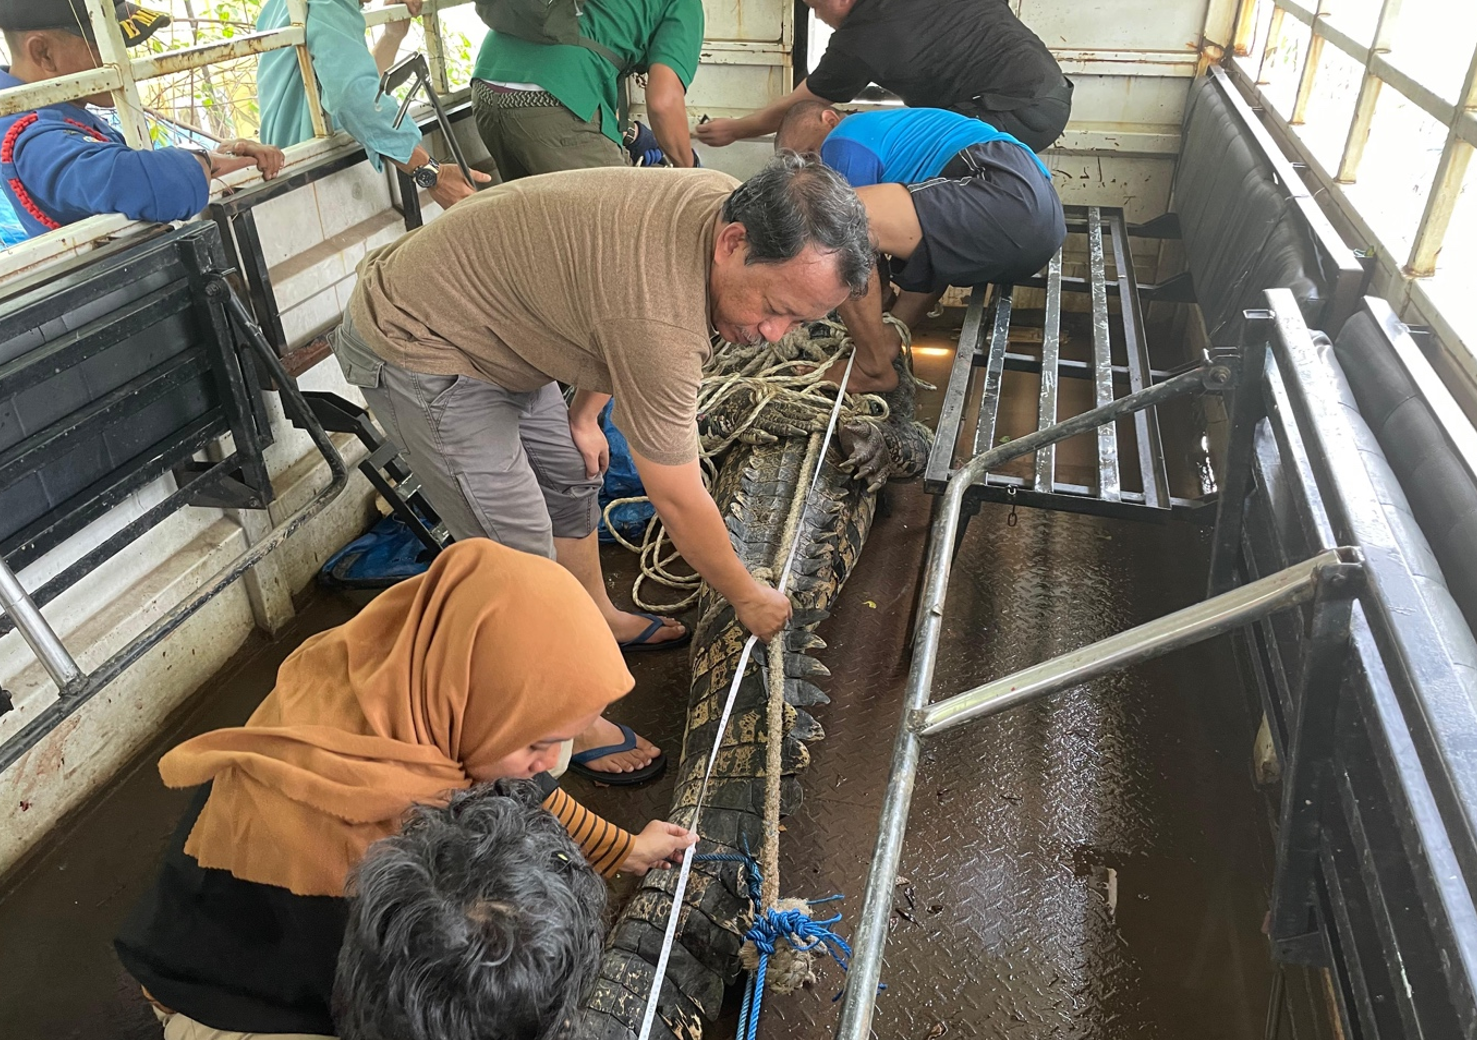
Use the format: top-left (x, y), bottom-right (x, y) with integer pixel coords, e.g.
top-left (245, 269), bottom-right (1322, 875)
top-left (332, 313), bottom-right (602, 560)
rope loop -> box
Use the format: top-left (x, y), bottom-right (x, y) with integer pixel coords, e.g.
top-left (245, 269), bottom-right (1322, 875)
top-left (605, 320), bottom-right (910, 613)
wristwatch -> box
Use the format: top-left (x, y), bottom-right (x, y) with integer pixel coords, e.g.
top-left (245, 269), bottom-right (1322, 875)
top-left (410, 159), bottom-right (441, 190)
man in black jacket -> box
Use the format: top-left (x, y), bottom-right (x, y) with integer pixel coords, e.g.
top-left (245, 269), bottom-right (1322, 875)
top-left (695, 0), bottom-right (1071, 153)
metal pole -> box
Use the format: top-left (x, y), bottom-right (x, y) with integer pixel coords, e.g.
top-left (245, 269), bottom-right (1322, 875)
top-left (957, 362), bottom-right (1218, 490)
top-left (286, 0), bottom-right (331, 139)
top-left (917, 547), bottom-right (1359, 737)
top-left (834, 452), bottom-right (968, 1040)
top-left (83, 0), bottom-right (151, 148)
top-left (835, 361), bottom-right (1218, 1040)
top-left (0, 557), bottom-right (82, 693)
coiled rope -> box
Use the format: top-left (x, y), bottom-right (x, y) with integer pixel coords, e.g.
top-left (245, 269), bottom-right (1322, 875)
top-left (603, 319), bottom-right (907, 612)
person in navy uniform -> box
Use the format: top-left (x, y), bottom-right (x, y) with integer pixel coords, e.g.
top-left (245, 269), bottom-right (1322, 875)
top-left (0, 0), bottom-right (284, 240)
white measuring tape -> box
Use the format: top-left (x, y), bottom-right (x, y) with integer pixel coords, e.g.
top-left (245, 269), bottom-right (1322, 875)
top-left (635, 351), bottom-right (858, 1040)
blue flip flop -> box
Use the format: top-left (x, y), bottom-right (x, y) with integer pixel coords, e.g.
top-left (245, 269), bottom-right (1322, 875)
top-left (618, 611), bottom-right (692, 653)
top-left (566, 723), bottom-right (667, 786)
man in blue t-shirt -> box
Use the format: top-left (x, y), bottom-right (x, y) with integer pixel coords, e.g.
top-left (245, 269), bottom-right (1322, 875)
top-left (777, 102), bottom-right (1065, 392)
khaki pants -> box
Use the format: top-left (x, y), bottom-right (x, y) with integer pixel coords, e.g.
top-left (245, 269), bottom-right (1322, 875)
top-left (153, 1007), bottom-right (333, 1040)
top-left (472, 89), bottom-right (625, 181)
top-left (332, 315), bottom-right (603, 560)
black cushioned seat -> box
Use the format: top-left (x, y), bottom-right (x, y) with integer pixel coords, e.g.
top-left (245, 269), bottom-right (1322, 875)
top-left (1333, 311), bottom-right (1477, 632)
top-left (1173, 75), bottom-right (1331, 342)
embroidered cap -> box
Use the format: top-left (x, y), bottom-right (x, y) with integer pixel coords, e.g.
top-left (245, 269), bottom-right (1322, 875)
top-left (0, 0), bottom-right (171, 47)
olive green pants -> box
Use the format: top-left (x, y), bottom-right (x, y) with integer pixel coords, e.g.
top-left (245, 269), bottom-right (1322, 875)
top-left (472, 91), bottom-right (625, 182)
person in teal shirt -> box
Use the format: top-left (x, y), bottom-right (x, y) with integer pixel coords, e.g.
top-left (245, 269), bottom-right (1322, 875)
top-left (470, 0), bottom-right (703, 180)
top-left (256, 0), bottom-right (486, 209)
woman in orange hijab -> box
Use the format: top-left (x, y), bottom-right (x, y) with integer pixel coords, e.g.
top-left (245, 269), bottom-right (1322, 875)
top-left (115, 539), bottom-right (694, 1038)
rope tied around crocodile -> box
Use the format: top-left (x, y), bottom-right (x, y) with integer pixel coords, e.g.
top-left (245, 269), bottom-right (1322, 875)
top-left (633, 346), bottom-right (861, 1040)
top-left (603, 318), bottom-right (912, 613)
top-left (696, 847), bottom-right (854, 1040)
top-left (627, 320), bottom-right (935, 1040)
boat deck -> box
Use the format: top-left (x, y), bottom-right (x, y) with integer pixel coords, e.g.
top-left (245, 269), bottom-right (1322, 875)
top-left (0, 324), bottom-right (1277, 1040)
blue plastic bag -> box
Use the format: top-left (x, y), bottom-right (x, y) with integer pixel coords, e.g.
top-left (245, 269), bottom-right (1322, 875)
top-left (598, 401), bottom-right (653, 544)
top-left (0, 194), bottom-right (28, 248)
top-left (318, 512), bottom-right (436, 590)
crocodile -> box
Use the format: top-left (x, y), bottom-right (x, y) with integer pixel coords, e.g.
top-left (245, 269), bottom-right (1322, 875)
top-left (571, 328), bottom-right (933, 1040)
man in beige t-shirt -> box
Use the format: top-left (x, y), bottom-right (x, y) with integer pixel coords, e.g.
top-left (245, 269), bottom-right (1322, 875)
top-left (334, 154), bottom-right (873, 780)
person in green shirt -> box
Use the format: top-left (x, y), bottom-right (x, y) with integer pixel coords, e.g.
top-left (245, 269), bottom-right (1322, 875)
top-left (470, 0), bottom-right (704, 180)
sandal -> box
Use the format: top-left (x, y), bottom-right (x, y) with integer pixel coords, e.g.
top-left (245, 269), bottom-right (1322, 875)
top-left (566, 723), bottom-right (667, 786)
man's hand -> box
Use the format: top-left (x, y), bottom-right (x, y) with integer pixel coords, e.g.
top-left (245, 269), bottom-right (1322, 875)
top-left (623, 121), bottom-right (665, 167)
top-left (381, 0), bottom-right (420, 38)
top-left (694, 118), bottom-right (742, 147)
top-left (734, 582), bottom-right (792, 640)
top-left (211, 140), bottom-right (286, 180)
top-left (428, 165), bottom-right (491, 210)
top-left (570, 414), bottom-right (610, 478)
top-left (622, 820), bottom-right (698, 875)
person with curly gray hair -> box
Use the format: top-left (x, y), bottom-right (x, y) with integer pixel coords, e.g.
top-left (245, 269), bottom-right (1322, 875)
top-left (334, 781), bottom-right (606, 1040)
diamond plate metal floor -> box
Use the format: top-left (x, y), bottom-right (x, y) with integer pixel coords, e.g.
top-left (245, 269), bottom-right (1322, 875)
top-left (751, 490), bottom-right (1275, 1040)
top-left (0, 324), bottom-right (1276, 1040)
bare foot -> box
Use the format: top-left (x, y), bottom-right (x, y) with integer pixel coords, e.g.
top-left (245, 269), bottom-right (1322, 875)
top-left (572, 716), bottom-right (662, 774)
top-left (610, 610), bottom-right (686, 648)
top-left (814, 353), bottom-right (900, 394)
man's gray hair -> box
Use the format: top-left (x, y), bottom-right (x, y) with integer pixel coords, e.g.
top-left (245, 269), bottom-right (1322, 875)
top-left (333, 780), bottom-right (606, 1040)
top-left (721, 152), bottom-right (874, 298)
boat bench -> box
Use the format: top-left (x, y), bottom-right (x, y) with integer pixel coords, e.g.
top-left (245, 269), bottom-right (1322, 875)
top-left (926, 65), bottom-right (1364, 522)
top-left (0, 224), bottom-right (276, 627)
top-left (0, 222), bottom-right (348, 773)
top-left (1216, 291), bottom-right (1477, 1039)
top-left (1171, 66), bottom-right (1362, 343)
top-left (1331, 301), bottom-right (1477, 632)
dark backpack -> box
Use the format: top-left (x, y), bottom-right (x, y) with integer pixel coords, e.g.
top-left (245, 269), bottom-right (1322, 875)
top-left (474, 0), bottom-right (634, 128)
top-left (474, 0), bottom-right (626, 72)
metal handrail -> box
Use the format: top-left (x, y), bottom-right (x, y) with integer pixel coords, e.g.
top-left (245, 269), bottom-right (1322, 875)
top-left (834, 362), bottom-right (1228, 1040)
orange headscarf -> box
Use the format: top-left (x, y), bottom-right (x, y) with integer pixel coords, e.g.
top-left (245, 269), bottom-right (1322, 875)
top-left (158, 539), bottom-right (633, 897)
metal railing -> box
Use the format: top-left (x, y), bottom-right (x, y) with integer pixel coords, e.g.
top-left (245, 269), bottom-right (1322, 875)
top-left (0, 272), bottom-right (350, 774)
top-left (835, 287), bottom-right (1477, 1037)
top-left (835, 358), bottom-right (1256, 1040)
top-left (0, 0), bottom-right (473, 148)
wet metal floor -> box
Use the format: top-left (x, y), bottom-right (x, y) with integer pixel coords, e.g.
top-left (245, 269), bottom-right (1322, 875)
top-left (0, 323), bottom-right (1276, 1040)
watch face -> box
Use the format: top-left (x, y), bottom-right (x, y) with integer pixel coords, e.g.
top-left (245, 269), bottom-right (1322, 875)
top-left (413, 163), bottom-right (440, 189)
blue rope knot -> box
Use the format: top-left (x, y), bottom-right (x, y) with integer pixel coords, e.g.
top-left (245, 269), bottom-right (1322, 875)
top-left (744, 906), bottom-right (852, 969)
top-left (695, 843), bottom-right (860, 1040)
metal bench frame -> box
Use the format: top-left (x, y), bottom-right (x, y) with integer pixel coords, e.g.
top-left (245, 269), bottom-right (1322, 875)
top-left (927, 64), bottom-right (1367, 530)
top-left (207, 92), bottom-right (477, 360)
top-left (925, 205), bottom-right (1192, 524)
top-left (835, 288), bottom-right (1477, 1040)
top-left (0, 255), bottom-right (349, 773)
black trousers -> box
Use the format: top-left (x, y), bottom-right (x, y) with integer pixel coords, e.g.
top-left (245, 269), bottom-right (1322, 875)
top-left (955, 76), bottom-right (1074, 153)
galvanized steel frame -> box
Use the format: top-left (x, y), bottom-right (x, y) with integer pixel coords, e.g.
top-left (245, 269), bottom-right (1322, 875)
top-left (835, 342), bottom-right (1375, 1040)
top-left (841, 288), bottom-right (1477, 1039)
top-left (924, 205), bottom-right (1185, 521)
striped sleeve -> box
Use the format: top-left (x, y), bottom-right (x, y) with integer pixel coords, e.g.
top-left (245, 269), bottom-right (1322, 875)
top-left (542, 787), bottom-right (634, 878)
